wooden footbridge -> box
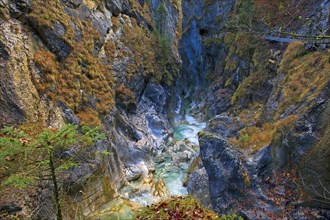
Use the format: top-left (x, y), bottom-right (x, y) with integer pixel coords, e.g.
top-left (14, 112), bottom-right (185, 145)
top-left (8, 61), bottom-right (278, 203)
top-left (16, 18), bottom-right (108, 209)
top-left (263, 35), bottom-right (330, 47)
top-left (202, 32), bottom-right (330, 48)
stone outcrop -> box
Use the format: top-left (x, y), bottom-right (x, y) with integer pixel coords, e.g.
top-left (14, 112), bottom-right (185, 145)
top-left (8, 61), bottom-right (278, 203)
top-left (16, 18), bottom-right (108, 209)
top-left (0, 19), bottom-right (64, 127)
top-left (1, 0), bottom-right (329, 219)
top-left (198, 131), bottom-right (247, 213)
top-left (269, 84), bottom-right (330, 209)
top-left (0, 0), bottom-right (181, 218)
top-left (183, 0), bottom-right (330, 218)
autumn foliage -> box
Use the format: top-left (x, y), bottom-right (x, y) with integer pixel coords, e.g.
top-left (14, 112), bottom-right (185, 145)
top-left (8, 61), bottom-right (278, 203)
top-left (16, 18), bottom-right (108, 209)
top-left (135, 195), bottom-right (221, 220)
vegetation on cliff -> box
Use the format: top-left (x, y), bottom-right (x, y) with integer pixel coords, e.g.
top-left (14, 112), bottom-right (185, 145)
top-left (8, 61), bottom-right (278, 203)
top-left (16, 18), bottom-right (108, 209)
top-left (202, 0), bottom-right (330, 155)
top-left (30, 0), bottom-right (115, 115)
top-left (0, 0), bottom-right (329, 218)
top-left (0, 124), bottom-right (105, 219)
top-left (135, 195), bottom-right (242, 220)
top-left (121, 18), bottom-right (179, 86)
top-left (29, 0), bottom-right (180, 118)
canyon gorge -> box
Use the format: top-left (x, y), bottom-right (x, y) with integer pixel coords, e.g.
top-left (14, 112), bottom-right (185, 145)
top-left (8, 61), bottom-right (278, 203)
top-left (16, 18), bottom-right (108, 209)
top-left (0, 0), bottom-right (329, 219)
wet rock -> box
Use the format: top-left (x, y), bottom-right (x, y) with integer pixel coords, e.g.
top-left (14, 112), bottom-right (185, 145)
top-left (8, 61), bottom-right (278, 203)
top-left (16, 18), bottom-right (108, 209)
top-left (109, 109), bottom-right (166, 183)
top-left (198, 131), bottom-right (246, 213)
top-left (172, 140), bottom-right (194, 153)
top-left (124, 161), bottom-right (149, 181)
top-left (179, 0), bottom-right (236, 98)
top-left (112, 125), bottom-right (150, 169)
top-left (165, 140), bottom-right (195, 164)
top-left (171, 150), bottom-right (192, 163)
top-left (145, 114), bottom-right (167, 139)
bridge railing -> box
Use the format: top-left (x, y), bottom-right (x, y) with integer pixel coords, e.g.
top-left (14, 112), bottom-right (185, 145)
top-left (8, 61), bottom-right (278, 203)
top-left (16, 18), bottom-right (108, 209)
top-left (201, 31), bottom-right (330, 47)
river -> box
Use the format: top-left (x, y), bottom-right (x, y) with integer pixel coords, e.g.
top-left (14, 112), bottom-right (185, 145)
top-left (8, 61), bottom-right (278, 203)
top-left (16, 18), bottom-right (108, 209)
top-left (94, 105), bottom-right (206, 219)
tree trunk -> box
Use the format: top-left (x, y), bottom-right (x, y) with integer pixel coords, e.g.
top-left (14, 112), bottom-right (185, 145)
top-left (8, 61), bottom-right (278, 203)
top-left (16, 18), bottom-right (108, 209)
top-left (49, 149), bottom-right (63, 220)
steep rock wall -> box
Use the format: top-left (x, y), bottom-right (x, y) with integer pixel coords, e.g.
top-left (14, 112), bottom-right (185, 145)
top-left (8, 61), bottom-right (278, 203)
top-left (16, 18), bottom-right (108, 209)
top-left (0, 0), bottom-right (181, 218)
top-left (183, 0), bottom-right (330, 217)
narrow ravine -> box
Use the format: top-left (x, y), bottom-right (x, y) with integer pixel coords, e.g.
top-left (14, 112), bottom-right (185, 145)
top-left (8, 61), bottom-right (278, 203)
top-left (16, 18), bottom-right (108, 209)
top-left (93, 104), bottom-right (207, 219)
top-left (156, 106), bottom-right (206, 196)
top-left (128, 104), bottom-right (206, 204)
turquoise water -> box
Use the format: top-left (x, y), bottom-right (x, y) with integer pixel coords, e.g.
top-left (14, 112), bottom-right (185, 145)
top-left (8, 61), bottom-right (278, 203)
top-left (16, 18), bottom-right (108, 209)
top-left (173, 113), bottom-right (207, 145)
top-left (157, 109), bottom-right (206, 196)
top-left (98, 107), bottom-right (207, 219)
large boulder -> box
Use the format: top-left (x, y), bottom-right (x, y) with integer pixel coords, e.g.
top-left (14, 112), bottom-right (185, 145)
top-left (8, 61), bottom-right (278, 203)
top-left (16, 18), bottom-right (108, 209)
top-left (198, 131), bottom-right (247, 213)
top-left (206, 113), bottom-right (245, 138)
top-left (187, 167), bottom-right (212, 209)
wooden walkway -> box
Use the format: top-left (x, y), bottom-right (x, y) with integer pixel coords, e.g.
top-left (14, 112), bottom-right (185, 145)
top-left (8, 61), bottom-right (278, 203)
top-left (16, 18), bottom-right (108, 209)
top-left (263, 36), bottom-right (330, 47)
top-left (202, 33), bottom-right (330, 47)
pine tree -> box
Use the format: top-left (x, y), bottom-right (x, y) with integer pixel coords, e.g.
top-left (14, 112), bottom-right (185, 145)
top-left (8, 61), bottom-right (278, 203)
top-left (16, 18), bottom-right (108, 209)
top-left (0, 124), bottom-right (105, 219)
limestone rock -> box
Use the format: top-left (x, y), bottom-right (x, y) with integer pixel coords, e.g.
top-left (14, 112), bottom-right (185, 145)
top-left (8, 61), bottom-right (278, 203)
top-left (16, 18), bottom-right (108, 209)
top-left (199, 131), bottom-right (246, 213)
top-left (105, 0), bottom-right (124, 16)
top-left (62, 0), bottom-right (82, 8)
top-left (28, 19), bottom-right (71, 60)
top-left (187, 167), bottom-right (212, 209)
top-left (0, 0), bottom-right (8, 7)
top-left (0, 20), bottom-right (64, 126)
top-left (9, 0), bottom-right (30, 18)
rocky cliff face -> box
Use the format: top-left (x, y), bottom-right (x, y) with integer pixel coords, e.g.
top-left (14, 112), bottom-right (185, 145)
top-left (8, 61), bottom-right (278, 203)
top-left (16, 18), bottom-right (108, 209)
top-left (178, 0), bottom-right (235, 100)
top-left (183, 0), bottom-right (330, 218)
top-left (0, 0), bottom-right (182, 218)
top-left (0, 0), bottom-right (329, 219)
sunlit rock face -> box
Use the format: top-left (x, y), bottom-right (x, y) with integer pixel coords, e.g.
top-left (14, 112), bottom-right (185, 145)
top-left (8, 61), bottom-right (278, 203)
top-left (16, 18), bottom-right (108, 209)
top-left (179, 0), bottom-right (330, 218)
top-left (178, 0), bottom-right (236, 99)
top-left (0, 0), bottom-right (329, 219)
top-left (0, 0), bottom-right (182, 218)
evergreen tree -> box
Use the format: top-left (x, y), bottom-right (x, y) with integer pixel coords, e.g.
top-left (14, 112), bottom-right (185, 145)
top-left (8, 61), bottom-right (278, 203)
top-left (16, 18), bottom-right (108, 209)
top-left (0, 124), bottom-right (105, 219)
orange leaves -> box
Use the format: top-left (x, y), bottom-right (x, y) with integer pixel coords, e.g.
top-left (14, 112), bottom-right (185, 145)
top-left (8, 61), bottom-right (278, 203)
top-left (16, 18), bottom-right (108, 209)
top-left (135, 195), bottom-right (220, 220)
top-left (19, 138), bottom-right (30, 145)
top-left (229, 115), bottom-right (298, 153)
top-left (261, 167), bottom-right (311, 218)
top-left (76, 108), bottom-right (102, 128)
top-left (34, 50), bottom-right (58, 74)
